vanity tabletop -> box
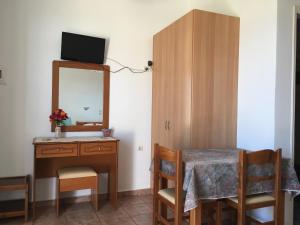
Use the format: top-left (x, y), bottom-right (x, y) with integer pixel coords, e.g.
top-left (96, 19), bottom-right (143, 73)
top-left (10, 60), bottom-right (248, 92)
top-left (33, 136), bottom-right (118, 144)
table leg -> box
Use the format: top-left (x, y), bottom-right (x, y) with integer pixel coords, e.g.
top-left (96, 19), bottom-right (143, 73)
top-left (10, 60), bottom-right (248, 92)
top-left (190, 203), bottom-right (202, 225)
top-left (277, 191), bottom-right (285, 225)
top-left (109, 156), bottom-right (118, 207)
top-left (32, 171), bottom-right (36, 220)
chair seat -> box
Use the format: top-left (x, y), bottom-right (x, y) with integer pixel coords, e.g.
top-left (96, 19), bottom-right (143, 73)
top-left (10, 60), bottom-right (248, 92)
top-left (57, 167), bottom-right (97, 179)
top-left (228, 194), bottom-right (275, 205)
top-left (158, 188), bottom-right (176, 204)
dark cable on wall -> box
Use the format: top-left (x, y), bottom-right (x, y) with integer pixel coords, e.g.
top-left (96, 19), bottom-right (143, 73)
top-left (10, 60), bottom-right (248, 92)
top-left (105, 57), bottom-right (152, 74)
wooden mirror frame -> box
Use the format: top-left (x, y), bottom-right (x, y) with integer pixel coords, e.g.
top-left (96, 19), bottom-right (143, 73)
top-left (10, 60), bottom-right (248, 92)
top-left (52, 60), bottom-right (110, 132)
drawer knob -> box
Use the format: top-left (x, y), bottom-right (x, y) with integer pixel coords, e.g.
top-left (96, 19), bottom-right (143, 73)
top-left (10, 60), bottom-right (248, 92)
top-left (98, 147), bottom-right (101, 151)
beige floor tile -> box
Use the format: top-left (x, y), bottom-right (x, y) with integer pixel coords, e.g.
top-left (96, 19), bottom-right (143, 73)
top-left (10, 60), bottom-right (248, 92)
top-left (99, 216), bottom-right (136, 225)
top-left (35, 206), bottom-right (67, 225)
top-left (64, 210), bottom-right (101, 225)
top-left (140, 195), bottom-right (153, 205)
top-left (131, 213), bottom-right (152, 225)
top-left (62, 202), bottom-right (94, 213)
top-left (118, 196), bottom-right (145, 206)
top-left (122, 203), bottom-right (152, 217)
top-left (97, 201), bottom-right (128, 220)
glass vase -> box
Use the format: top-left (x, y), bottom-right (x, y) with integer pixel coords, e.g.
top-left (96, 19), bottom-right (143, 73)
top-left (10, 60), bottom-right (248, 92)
top-left (55, 126), bottom-right (62, 138)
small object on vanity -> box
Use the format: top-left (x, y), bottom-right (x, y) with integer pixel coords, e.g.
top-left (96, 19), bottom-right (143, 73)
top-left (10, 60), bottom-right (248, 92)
top-left (102, 128), bottom-right (112, 137)
top-left (54, 126), bottom-right (62, 138)
top-left (49, 109), bottom-right (68, 138)
top-left (0, 175), bottom-right (30, 221)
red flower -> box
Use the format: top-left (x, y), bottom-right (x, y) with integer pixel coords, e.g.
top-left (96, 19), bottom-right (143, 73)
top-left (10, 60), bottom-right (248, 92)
top-left (49, 109), bottom-right (68, 126)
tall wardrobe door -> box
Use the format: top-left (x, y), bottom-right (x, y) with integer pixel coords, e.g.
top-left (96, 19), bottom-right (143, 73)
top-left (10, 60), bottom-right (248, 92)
top-left (152, 25), bottom-right (176, 148)
top-left (191, 11), bottom-right (216, 149)
top-left (191, 11), bottom-right (239, 148)
top-left (168, 12), bottom-right (193, 149)
top-left (210, 14), bottom-right (239, 148)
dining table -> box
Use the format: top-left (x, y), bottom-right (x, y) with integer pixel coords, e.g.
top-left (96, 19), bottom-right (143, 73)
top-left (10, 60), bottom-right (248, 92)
top-left (161, 148), bottom-right (300, 225)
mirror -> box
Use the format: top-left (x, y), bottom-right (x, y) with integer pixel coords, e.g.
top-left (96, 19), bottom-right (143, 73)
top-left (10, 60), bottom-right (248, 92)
top-left (59, 68), bottom-right (104, 125)
top-left (52, 60), bottom-right (110, 132)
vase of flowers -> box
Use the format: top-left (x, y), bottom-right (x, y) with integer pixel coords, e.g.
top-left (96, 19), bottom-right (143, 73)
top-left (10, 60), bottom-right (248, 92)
top-left (49, 109), bottom-right (68, 138)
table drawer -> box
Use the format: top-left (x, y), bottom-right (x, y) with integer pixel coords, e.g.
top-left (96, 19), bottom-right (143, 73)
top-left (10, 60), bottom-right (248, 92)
top-left (80, 142), bottom-right (116, 155)
top-left (36, 144), bottom-right (78, 158)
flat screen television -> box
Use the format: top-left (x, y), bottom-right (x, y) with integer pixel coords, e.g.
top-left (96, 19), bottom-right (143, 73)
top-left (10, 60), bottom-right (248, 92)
top-left (61, 32), bottom-right (106, 64)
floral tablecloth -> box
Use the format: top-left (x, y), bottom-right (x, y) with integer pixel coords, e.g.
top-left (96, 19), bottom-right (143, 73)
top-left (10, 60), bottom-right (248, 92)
top-left (161, 148), bottom-right (300, 212)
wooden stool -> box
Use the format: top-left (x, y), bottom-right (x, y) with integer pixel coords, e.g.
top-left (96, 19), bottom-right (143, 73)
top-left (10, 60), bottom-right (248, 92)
top-left (56, 167), bottom-right (99, 216)
top-left (0, 176), bottom-right (29, 221)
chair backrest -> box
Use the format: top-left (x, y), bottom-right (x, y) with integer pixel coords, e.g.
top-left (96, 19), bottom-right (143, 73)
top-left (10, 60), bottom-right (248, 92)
top-left (238, 148), bottom-right (282, 210)
top-left (153, 143), bottom-right (183, 207)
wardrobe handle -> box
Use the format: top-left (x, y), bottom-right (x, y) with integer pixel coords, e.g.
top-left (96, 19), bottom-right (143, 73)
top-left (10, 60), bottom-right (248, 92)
top-left (167, 121), bottom-right (171, 130)
top-left (164, 120), bottom-right (168, 130)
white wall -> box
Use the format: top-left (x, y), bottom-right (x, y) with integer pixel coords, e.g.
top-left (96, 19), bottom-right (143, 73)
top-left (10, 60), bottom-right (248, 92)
top-left (0, 0), bottom-right (190, 201)
top-left (0, 3), bottom-right (289, 222)
top-left (275, 0), bottom-right (296, 158)
top-left (275, 1), bottom-right (300, 224)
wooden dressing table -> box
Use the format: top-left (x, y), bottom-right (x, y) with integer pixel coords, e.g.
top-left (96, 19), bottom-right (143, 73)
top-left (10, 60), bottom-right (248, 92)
top-left (32, 136), bottom-right (119, 217)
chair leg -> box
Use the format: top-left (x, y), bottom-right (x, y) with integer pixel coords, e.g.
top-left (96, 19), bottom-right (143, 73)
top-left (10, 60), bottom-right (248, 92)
top-left (237, 207), bottom-right (245, 225)
top-left (175, 204), bottom-right (183, 225)
top-left (56, 178), bottom-right (60, 216)
top-left (160, 201), bottom-right (168, 221)
top-left (153, 195), bottom-right (158, 225)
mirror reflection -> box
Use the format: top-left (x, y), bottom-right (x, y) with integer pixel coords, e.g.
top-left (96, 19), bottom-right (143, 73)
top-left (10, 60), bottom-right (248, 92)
top-left (58, 67), bottom-right (104, 126)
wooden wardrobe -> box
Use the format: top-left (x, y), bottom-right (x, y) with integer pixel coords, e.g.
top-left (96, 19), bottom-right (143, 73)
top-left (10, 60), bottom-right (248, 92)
top-left (152, 9), bottom-right (240, 150)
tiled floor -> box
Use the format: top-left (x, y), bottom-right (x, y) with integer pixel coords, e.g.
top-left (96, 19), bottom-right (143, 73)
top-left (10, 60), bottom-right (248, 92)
top-left (294, 195), bottom-right (300, 225)
top-left (0, 195), bottom-right (153, 225)
top-left (0, 195), bottom-right (236, 225)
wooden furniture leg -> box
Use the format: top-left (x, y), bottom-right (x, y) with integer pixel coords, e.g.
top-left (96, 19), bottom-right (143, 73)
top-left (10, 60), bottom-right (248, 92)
top-left (25, 180), bottom-right (29, 221)
top-left (153, 194), bottom-right (158, 225)
top-left (33, 163), bottom-right (36, 220)
top-left (95, 175), bottom-right (99, 210)
top-left (107, 173), bottom-right (110, 200)
top-left (190, 203), bottom-right (202, 225)
top-left (56, 178), bottom-right (60, 216)
top-left (110, 158), bottom-right (118, 207)
top-left (160, 178), bottom-right (168, 220)
top-left (277, 191), bottom-right (285, 225)
top-left (216, 200), bottom-right (222, 225)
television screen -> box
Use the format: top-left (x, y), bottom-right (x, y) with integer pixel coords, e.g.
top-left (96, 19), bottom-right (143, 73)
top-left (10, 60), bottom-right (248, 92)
top-left (61, 32), bottom-right (106, 64)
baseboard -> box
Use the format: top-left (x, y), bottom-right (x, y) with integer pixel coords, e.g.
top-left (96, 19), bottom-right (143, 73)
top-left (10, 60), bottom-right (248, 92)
top-left (118, 188), bottom-right (151, 197)
top-left (36, 188), bottom-right (151, 207)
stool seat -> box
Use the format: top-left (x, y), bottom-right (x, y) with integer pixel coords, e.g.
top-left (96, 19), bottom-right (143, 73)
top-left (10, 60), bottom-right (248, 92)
top-left (56, 166), bottom-right (99, 216)
top-left (58, 167), bottom-right (97, 179)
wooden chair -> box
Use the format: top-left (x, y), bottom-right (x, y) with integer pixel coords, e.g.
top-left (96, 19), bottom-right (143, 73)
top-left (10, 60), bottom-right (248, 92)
top-left (153, 144), bottom-right (222, 225)
top-left (56, 167), bottom-right (99, 216)
top-left (225, 149), bottom-right (282, 225)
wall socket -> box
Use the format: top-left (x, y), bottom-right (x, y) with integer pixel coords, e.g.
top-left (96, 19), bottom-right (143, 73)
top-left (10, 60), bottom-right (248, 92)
top-left (138, 146), bottom-right (143, 151)
top-left (0, 65), bottom-right (6, 85)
